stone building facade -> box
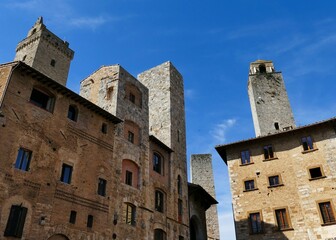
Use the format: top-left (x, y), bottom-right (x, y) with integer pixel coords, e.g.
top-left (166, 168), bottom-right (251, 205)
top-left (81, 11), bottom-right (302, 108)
top-left (216, 60), bottom-right (336, 239)
top-left (0, 17), bottom-right (218, 240)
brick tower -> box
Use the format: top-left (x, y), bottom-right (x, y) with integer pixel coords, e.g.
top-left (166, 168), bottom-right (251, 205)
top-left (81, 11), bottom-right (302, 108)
top-left (191, 154), bottom-right (220, 240)
top-left (248, 60), bottom-right (295, 137)
top-left (14, 17), bottom-right (74, 86)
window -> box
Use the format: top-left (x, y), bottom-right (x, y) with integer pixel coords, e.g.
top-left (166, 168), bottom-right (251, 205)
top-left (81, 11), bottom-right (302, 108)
top-left (154, 229), bottom-right (167, 240)
top-left (177, 175), bottom-right (182, 196)
top-left (125, 170), bottom-right (133, 186)
top-left (22, 55), bottom-right (26, 61)
top-left (275, 209), bottom-right (291, 230)
top-left (178, 199), bottom-right (183, 221)
top-left (274, 122), bottom-right (279, 130)
top-left (249, 212), bottom-right (262, 234)
top-left (244, 180), bottom-right (255, 191)
top-left (155, 190), bottom-right (164, 212)
top-left (67, 105), bottom-right (78, 121)
top-left (153, 153), bottom-right (163, 174)
top-left (241, 150), bottom-right (251, 165)
top-left (302, 136), bottom-right (314, 151)
top-left (309, 167), bottom-right (324, 179)
top-left (129, 92), bottom-right (135, 103)
top-left (15, 148), bottom-right (32, 171)
top-left (4, 205), bottom-right (28, 237)
top-left (259, 64), bottom-right (266, 73)
top-left (69, 211), bottom-right (77, 224)
top-left (319, 202), bottom-right (336, 224)
top-left (128, 131), bottom-right (134, 143)
top-left (263, 145), bottom-right (274, 159)
top-left (30, 88), bottom-right (55, 112)
top-left (98, 178), bottom-right (107, 196)
top-left (50, 59), bottom-right (56, 67)
top-left (179, 237), bottom-right (184, 240)
top-left (123, 203), bottom-right (136, 226)
top-left (60, 164), bottom-right (73, 184)
top-left (87, 215), bottom-right (93, 228)
top-left (268, 175), bottom-right (281, 187)
top-left (106, 86), bottom-right (113, 100)
top-left (101, 123), bottom-right (107, 134)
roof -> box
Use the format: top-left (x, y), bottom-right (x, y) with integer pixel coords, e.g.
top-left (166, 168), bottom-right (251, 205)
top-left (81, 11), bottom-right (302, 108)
top-left (149, 135), bottom-right (173, 153)
top-left (188, 182), bottom-right (218, 210)
top-left (215, 117), bottom-right (336, 164)
top-left (2, 61), bottom-right (122, 124)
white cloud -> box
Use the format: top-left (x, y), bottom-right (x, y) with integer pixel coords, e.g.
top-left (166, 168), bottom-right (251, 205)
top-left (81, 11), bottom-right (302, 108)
top-left (210, 119), bottom-right (236, 142)
top-left (69, 16), bottom-right (111, 30)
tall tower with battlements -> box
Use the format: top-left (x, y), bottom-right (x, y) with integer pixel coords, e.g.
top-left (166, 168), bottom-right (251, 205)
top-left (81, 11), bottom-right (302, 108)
top-left (248, 60), bottom-right (295, 137)
top-left (14, 17), bottom-right (74, 86)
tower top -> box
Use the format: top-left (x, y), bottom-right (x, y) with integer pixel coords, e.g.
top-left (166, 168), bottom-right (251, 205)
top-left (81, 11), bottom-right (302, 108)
top-left (249, 60), bottom-right (276, 75)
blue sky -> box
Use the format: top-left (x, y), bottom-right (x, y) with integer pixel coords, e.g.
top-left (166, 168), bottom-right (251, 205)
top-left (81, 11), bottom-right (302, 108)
top-left (1, 1), bottom-right (336, 239)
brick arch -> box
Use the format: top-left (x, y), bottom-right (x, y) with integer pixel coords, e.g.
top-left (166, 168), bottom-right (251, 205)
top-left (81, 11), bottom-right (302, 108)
top-left (124, 120), bottom-right (140, 145)
top-left (125, 82), bottom-right (142, 107)
top-left (47, 234), bottom-right (70, 240)
top-left (121, 159), bottom-right (139, 188)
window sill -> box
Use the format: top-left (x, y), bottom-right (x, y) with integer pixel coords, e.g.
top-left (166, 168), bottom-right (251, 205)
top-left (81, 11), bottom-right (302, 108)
top-left (277, 227), bottom-right (294, 232)
top-left (263, 157), bottom-right (278, 162)
top-left (243, 188), bottom-right (259, 192)
top-left (302, 148), bottom-right (318, 154)
top-left (309, 176), bottom-right (327, 181)
top-left (240, 162), bottom-right (254, 166)
top-left (322, 221), bottom-right (336, 226)
top-left (268, 184), bottom-right (284, 188)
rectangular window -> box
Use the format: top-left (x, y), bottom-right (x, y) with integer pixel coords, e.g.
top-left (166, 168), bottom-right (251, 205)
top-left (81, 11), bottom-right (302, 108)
top-left (124, 203), bottom-right (136, 226)
top-left (309, 167), bottom-right (323, 179)
top-left (101, 123), bottom-right (107, 134)
top-left (128, 131), bottom-right (134, 143)
top-left (302, 136), bottom-right (314, 151)
top-left (263, 145), bottom-right (274, 159)
top-left (125, 170), bottom-right (133, 186)
top-left (249, 212), bottom-right (262, 234)
top-left (15, 148), bottom-right (32, 171)
top-left (244, 180), bottom-right (255, 191)
top-left (87, 215), bottom-right (93, 228)
top-left (241, 150), bottom-right (251, 165)
top-left (319, 202), bottom-right (336, 224)
top-left (153, 153), bottom-right (163, 175)
top-left (155, 190), bottom-right (164, 213)
top-left (275, 209), bottom-right (290, 230)
top-left (30, 88), bottom-right (55, 112)
top-left (178, 199), bottom-right (183, 221)
top-left (129, 93), bottom-right (136, 103)
top-left (98, 178), bottom-right (107, 196)
top-left (60, 164), bottom-right (73, 184)
top-left (179, 237), bottom-right (184, 240)
top-left (268, 175), bottom-right (280, 187)
top-left (4, 205), bottom-right (28, 237)
top-left (69, 211), bottom-right (77, 224)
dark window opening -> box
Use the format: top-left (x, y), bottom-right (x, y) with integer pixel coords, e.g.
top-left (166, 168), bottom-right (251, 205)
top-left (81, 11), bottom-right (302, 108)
top-left (101, 123), bottom-right (107, 134)
top-left (259, 64), bottom-right (266, 73)
top-left (269, 175), bottom-right (280, 186)
top-left (274, 122), bottom-right (279, 130)
top-left (241, 150), bottom-right (251, 164)
top-left (178, 199), bottom-right (183, 221)
top-left (69, 211), bottom-right (77, 224)
top-left (244, 180), bottom-right (255, 191)
top-left (4, 205), bottom-right (28, 237)
top-left (87, 215), bottom-right (93, 228)
top-left (263, 145), bottom-right (274, 159)
top-left (179, 237), bottom-right (184, 240)
top-left (31, 28), bottom-right (36, 35)
top-left (128, 131), bottom-right (134, 143)
top-left (15, 148), bottom-right (32, 171)
top-left (177, 175), bottom-right (182, 196)
top-left (50, 59), bottom-right (56, 67)
top-left (155, 190), bottom-right (164, 213)
top-left (129, 92), bottom-right (135, 103)
top-left (22, 55), bottom-right (27, 61)
top-left (124, 203), bottom-right (136, 226)
top-left (60, 164), bottom-right (73, 184)
top-left (309, 167), bottom-right (323, 179)
top-left (30, 88), bottom-right (55, 112)
top-left (275, 209), bottom-right (290, 230)
top-left (249, 212), bottom-right (262, 234)
top-left (67, 105), bottom-right (78, 121)
top-left (153, 153), bottom-right (163, 174)
top-left (154, 229), bottom-right (167, 240)
top-left (319, 202), bottom-right (336, 224)
top-left (98, 178), bottom-right (107, 196)
top-left (302, 136), bottom-right (314, 151)
top-left (125, 170), bottom-right (133, 186)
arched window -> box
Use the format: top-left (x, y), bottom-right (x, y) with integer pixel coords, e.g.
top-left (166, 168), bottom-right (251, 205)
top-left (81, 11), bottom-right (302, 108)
top-left (155, 190), bottom-right (165, 213)
top-left (67, 105), bottom-right (78, 122)
top-left (154, 229), bottom-right (167, 240)
top-left (153, 152), bottom-right (163, 175)
top-left (29, 87), bottom-right (55, 112)
top-left (177, 175), bottom-right (182, 196)
top-left (121, 159), bottom-right (139, 188)
top-left (259, 64), bottom-right (266, 73)
top-left (50, 59), bottom-right (56, 67)
top-left (123, 203), bottom-right (136, 226)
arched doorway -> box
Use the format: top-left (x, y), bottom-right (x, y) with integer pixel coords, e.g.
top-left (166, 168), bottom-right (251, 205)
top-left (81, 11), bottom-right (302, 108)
top-left (190, 215), bottom-right (206, 240)
top-left (47, 234), bottom-right (70, 240)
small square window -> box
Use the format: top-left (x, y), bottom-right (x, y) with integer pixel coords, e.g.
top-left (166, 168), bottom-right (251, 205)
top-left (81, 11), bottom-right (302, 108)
top-left (60, 164), bottom-right (73, 184)
top-left (50, 59), bottom-right (56, 67)
top-left (129, 93), bottom-right (135, 103)
top-left (67, 105), bottom-right (78, 122)
top-left (69, 211), bottom-right (77, 224)
top-left (302, 136), bottom-right (314, 151)
top-left (263, 145), bottom-right (274, 159)
top-left (319, 201), bottom-right (336, 224)
top-left (98, 178), bottom-right (107, 196)
top-left (128, 131), bottom-right (134, 143)
top-left (15, 148), bottom-right (32, 171)
top-left (101, 123), bottom-right (107, 134)
top-left (241, 150), bottom-right (251, 165)
top-left (309, 167), bottom-right (323, 179)
top-left (244, 180), bottom-right (255, 191)
top-left (249, 212), bottom-right (263, 234)
top-left (268, 175), bottom-right (281, 187)
top-left (275, 208), bottom-right (291, 230)
top-left (125, 170), bottom-right (133, 186)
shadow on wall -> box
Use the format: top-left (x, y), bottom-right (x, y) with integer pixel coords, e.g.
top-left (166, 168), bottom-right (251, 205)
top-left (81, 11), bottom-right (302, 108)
top-left (235, 218), bottom-right (290, 240)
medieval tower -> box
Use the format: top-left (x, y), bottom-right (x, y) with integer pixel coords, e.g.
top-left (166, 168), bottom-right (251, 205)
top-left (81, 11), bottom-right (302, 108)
top-left (248, 60), bottom-right (295, 137)
top-left (191, 154), bottom-right (220, 240)
top-left (14, 17), bottom-right (74, 86)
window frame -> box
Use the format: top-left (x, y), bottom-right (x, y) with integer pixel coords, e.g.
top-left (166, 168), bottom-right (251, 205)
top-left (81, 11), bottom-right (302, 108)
top-left (125, 170), bottom-right (133, 186)
top-left (124, 203), bottom-right (136, 226)
top-left (308, 166), bottom-right (325, 180)
top-left (87, 215), bottom-right (94, 228)
top-left (60, 163), bottom-right (73, 184)
top-left (240, 150), bottom-right (252, 165)
top-left (263, 144), bottom-right (275, 160)
top-left (301, 136), bottom-right (315, 152)
top-left (155, 190), bottom-right (165, 213)
top-left (274, 208), bottom-right (292, 231)
top-left (318, 201), bottom-right (336, 225)
top-left (248, 211), bottom-right (263, 234)
top-left (4, 205), bottom-right (28, 237)
top-left (268, 174), bottom-right (283, 188)
top-left (154, 229), bottom-right (167, 240)
top-left (69, 210), bottom-right (77, 224)
top-left (128, 131), bottom-right (135, 143)
top-left (67, 105), bottom-right (78, 122)
top-left (153, 152), bottom-right (164, 175)
top-left (97, 178), bottom-right (107, 197)
top-left (244, 179), bottom-right (257, 192)
top-left (14, 147), bottom-right (32, 171)
top-left (29, 87), bottom-right (55, 112)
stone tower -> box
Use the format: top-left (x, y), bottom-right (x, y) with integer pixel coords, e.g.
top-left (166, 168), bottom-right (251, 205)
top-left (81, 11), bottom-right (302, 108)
top-left (248, 60), bottom-right (295, 137)
top-left (14, 17), bottom-right (74, 86)
top-left (191, 154), bottom-right (220, 240)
